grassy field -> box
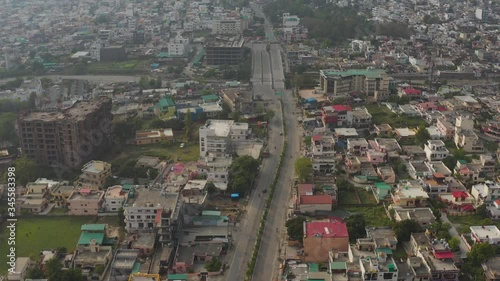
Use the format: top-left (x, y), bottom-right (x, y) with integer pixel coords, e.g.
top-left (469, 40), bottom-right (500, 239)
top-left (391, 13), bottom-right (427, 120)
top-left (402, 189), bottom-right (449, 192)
top-left (447, 214), bottom-right (500, 234)
top-left (355, 186), bottom-right (378, 205)
top-left (0, 216), bottom-right (95, 274)
top-left (88, 59), bottom-right (149, 73)
top-left (339, 189), bottom-right (360, 204)
top-left (339, 186), bottom-right (377, 205)
top-left (344, 205), bottom-right (392, 227)
top-left (365, 104), bottom-right (425, 128)
top-left (106, 142), bottom-right (200, 170)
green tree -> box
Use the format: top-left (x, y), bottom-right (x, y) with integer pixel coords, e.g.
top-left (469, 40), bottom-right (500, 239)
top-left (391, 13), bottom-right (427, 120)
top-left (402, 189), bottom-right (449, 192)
top-left (74, 63), bottom-right (88, 75)
top-left (304, 136), bottom-right (311, 148)
top-left (28, 92), bottom-right (37, 109)
top-left (415, 124), bottom-right (430, 145)
top-left (448, 237), bottom-right (461, 252)
top-left (286, 216), bottom-right (306, 242)
top-left (104, 176), bottom-right (119, 188)
top-left (61, 268), bottom-right (85, 281)
top-left (138, 77), bottom-right (149, 89)
top-left (467, 243), bottom-right (495, 266)
top-left (344, 214), bottom-right (366, 242)
top-left (442, 156), bottom-right (457, 170)
top-left (13, 156), bottom-right (38, 186)
top-left (45, 257), bottom-right (63, 280)
top-left (95, 14), bottom-right (111, 24)
top-left (228, 155), bottom-right (260, 194)
top-left (205, 257), bottom-right (222, 272)
top-left (0, 112), bottom-right (18, 144)
top-left (392, 220), bottom-right (423, 242)
top-left (117, 207), bottom-right (125, 227)
top-left (94, 265), bottom-right (105, 275)
top-left (207, 182), bottom-right (217, 194)
top-left (26, 268), bottom-right (45, 279)
top-left (184, 109), bottom-right (192, 142)
top-left (294, 157), bottom-right (313, 183)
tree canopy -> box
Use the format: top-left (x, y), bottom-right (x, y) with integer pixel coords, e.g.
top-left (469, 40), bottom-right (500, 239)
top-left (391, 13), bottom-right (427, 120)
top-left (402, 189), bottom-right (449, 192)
top-left (228, 155), bottom-right (260, 194)
top-left (392, 220), bottom-right (423, 242)
top-left (467, 243), bottom-right (496, 266)
top-left (294, 157), bottom-right (313, 183)
top-left (344, 214), bottom-right (366, 242)
top-left (13, 156), bottom-right (38, 186)
top-left (205, 257), bottom-right (222, 272)
top-left (286, 216), bottom-right (307, 242)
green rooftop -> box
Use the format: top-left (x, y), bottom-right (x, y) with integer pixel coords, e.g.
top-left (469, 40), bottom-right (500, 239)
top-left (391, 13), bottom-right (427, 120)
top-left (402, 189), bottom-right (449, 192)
top-left (375, 182), bottom-right (391, 189)
top-left (159, 97), bottom-right (174, 107)
top-left (78, 232), bottom-right (105, 245)
top-left (202, 210), bottom-right (221, 216)
top-left (376, 248), bottom-right (393, 255)
top-left (168, 274), bottom-right (188, 280)
top-left (321, 69), bottom-right (387, 79)
top-left (202, 94), bottom-right (219, 103)
top-left (193, 215), bottom-right (229, 222)
top-left (458, 159), bottom-right (468, 164)
top-left (309, 263), bottom-right (319, 272)
top-left (81, 224), bottom-right (106, 232)
top-left (132, 262), bottom-right (141, 274)
top-left (330, 261), bottom-right (347, 270)
top-left (156, 52), bottom-right (170, 58)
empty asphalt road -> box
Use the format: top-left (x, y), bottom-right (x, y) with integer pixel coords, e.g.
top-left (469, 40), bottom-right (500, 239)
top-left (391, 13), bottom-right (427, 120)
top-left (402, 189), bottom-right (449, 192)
top-left (224, 41), bottom-right (286, 281)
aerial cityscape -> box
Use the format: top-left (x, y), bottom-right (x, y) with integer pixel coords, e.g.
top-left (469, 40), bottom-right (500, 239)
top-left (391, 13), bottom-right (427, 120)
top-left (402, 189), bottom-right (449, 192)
top-left (0, 0), bottom-right (499, 281)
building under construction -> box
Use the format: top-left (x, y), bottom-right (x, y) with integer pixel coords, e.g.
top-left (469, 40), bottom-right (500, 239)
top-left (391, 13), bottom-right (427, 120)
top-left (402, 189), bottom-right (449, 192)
top-left (17, 96), bottom-right (113, 169)
top-left (204, 35), bottom-right (245, 66)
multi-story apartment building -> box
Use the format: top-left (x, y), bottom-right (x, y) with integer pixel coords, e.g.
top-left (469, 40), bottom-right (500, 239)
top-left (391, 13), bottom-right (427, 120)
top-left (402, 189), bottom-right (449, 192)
top-left (436, 118), bottom-right (455, 140)
top-left (17, 96), bottom-right (113, 169)
top-left (311, 134), bottom-right (335, 157)
top-left (392, 180), bottom-right (429, 208)
top-left (350, 107), bottom-right (372, 128)
top-left (124, 187), bottom-right (182, 248)
top-left (424, 140), bottom-right (449, 162)
top-left (205, 35), bottom-right (245, 65)
top-left (104, 185), bottom-right (128, 212)
top-left (482, 122), bottom-right (500, 141)
top-left (303, 219), bottom-right (349, 262)
top-left (167, 35), bottom-right (190, 57)
top-left (197, 158), bottom-right (231, 190)
top-left (454, 116), bottom-right (484, 153)
top-left (470, 225), bottom-right (500, 245)
top-left (67, 188), bottom-right (104, 215)
top-left (212, 19), bottom-right (242, 34)
top-left (321, 105), bottom-right (353, 128)
top-left (199, 119), bottom-right (251, 158)
top-left (471, 181), bottom-right (500, 205)
top-left (76, 161), bottom-right (112, 190)
top-left (347, 138), bottom-right (369, 156)
top-left (319, 69), bottom-right (390, 100)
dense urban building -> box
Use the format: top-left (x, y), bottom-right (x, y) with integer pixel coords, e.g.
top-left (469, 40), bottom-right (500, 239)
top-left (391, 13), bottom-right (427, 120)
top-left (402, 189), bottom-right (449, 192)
top-left (319, 69), bottom-right (391, 100)
top-left (17, 96), bottom-right (113, 169)
top-left (205, 36), bottom-right (245, 65)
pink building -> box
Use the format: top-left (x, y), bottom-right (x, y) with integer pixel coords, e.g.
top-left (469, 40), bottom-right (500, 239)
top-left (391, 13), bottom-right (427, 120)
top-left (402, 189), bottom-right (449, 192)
top-left (366, 149), bottom-right (386, 164)
top-left (67, 188), bottom-right (104, 215)
top-left (416, 102), bottom-right (438, 114)
top-left (436, 118), bottom-right (455, 140)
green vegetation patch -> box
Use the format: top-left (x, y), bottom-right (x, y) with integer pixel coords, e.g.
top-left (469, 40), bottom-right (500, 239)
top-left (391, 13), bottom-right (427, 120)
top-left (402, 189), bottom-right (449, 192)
top-left (365, 104), bottom-right (425, 128)
top-left (107, 143), bottom-right (200, 170)
top-left (344, 206), bottom-right (392, 227)
top-left (447, 214), bottom-right (500, 233)
top-left (0, 216), bottom-right (95, 274)
top-left (355, 186), bottom-right (377, 205)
